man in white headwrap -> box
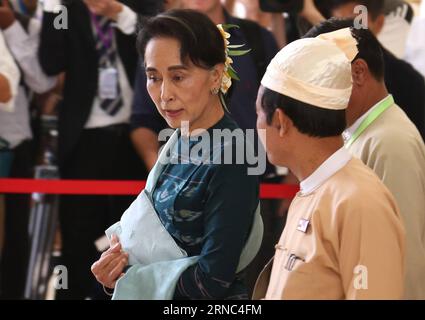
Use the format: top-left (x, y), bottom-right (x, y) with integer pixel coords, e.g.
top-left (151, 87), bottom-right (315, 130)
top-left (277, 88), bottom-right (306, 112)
top-left (253, 33), bottom-right (405, 300)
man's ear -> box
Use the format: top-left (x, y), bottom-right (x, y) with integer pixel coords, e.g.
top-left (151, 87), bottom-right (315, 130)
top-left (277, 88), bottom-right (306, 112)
top-left (273, 108), bottom-right (290, 138)
top-left (351, 59), bottom-right (368, 87)
top-left (369, 14), bottom-right (385, 35)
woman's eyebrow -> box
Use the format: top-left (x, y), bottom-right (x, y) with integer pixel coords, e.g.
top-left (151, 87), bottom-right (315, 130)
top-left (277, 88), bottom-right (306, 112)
top-left (145, 65), bottom-right (188, 72)
top-left (168, 65), bottom-right (188, 71)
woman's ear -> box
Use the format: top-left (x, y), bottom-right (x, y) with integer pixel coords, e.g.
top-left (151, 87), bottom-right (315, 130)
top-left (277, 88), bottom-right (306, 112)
top-left (210, 63), bottom-right (225, 89)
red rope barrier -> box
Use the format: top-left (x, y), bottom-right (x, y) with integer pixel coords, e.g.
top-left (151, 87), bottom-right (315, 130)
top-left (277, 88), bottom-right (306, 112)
top-left (0, 179), bottom-right (299, 199)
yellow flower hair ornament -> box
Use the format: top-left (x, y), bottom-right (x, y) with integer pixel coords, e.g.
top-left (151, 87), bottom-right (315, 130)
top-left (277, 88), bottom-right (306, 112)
top-left (216, 24), bottom-right (251, 95)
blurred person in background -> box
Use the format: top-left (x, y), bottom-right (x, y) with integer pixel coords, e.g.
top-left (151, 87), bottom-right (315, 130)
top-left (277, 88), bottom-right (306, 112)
top-left (315, 0), bottom-right (415, 58)
top-left (222, 0), bottom-right (288, 48)
top-left (0, 29), bottom-right (18, 108)
top-left (0, 26), bottom-right (20, 290)
top-left (378, 0), bottom-right (414, 59)
top-left (405, 0), bottom-right (425, 78)
top-left (0, 0), bottom-right (57, 299)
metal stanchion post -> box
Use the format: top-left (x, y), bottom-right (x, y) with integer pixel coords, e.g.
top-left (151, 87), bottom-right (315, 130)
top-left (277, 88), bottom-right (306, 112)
top-left (24, 116), bottom-right (60, 300)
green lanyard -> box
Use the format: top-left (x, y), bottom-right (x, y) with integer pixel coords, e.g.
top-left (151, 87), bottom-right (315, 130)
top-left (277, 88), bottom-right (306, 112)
top-left (345, 95), bottom-right (394, 149)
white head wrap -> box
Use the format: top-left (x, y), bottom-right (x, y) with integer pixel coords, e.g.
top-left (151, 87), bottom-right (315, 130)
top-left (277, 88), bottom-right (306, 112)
top-left (317, 28), bottom-right (359, 61)
top-left (261, 30), bottom-right (358, 111)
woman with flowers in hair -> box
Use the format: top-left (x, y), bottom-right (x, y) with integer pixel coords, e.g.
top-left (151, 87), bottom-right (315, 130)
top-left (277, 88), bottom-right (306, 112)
top-left (91, 9), bottom-right (262, 300)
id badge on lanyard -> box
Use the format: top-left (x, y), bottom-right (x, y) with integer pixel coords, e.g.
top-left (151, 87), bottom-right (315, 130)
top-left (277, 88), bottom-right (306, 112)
top-left (98, 67), bottom-right (118, 99)
top-left (91, 12), bottom-right (118, 100)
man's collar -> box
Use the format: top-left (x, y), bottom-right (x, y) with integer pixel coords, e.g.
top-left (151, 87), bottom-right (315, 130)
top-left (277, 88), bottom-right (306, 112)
top-left (342, 94), bottom-right (393, 143)
top-left (300, 148), bottom-right (352, 195)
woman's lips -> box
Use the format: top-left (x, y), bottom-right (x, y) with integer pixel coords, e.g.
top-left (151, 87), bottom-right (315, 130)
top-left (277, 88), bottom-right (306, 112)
top-left (164, 109), bottom-right (184, 118)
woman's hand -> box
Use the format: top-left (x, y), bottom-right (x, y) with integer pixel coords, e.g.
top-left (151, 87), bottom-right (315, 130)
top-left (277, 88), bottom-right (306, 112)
top-left (91, 234), bottom-right (129, 289)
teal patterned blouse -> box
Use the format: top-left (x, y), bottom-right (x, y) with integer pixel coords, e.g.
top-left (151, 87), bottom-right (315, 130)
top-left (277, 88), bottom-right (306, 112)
top-left (152, 114), bottom-right (259, 299)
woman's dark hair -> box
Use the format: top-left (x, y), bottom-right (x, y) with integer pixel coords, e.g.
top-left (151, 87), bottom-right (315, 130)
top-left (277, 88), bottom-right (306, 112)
top-left (304, 18), bottom-right (385, 82)
top-left (261, 88), bottom-right (347, 138)
top-left (137, 9), bottom-right (226, 70)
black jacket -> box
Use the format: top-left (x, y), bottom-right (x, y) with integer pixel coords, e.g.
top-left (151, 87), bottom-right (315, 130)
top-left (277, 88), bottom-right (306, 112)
top-left (39, 0), bottom-right (157, 166)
